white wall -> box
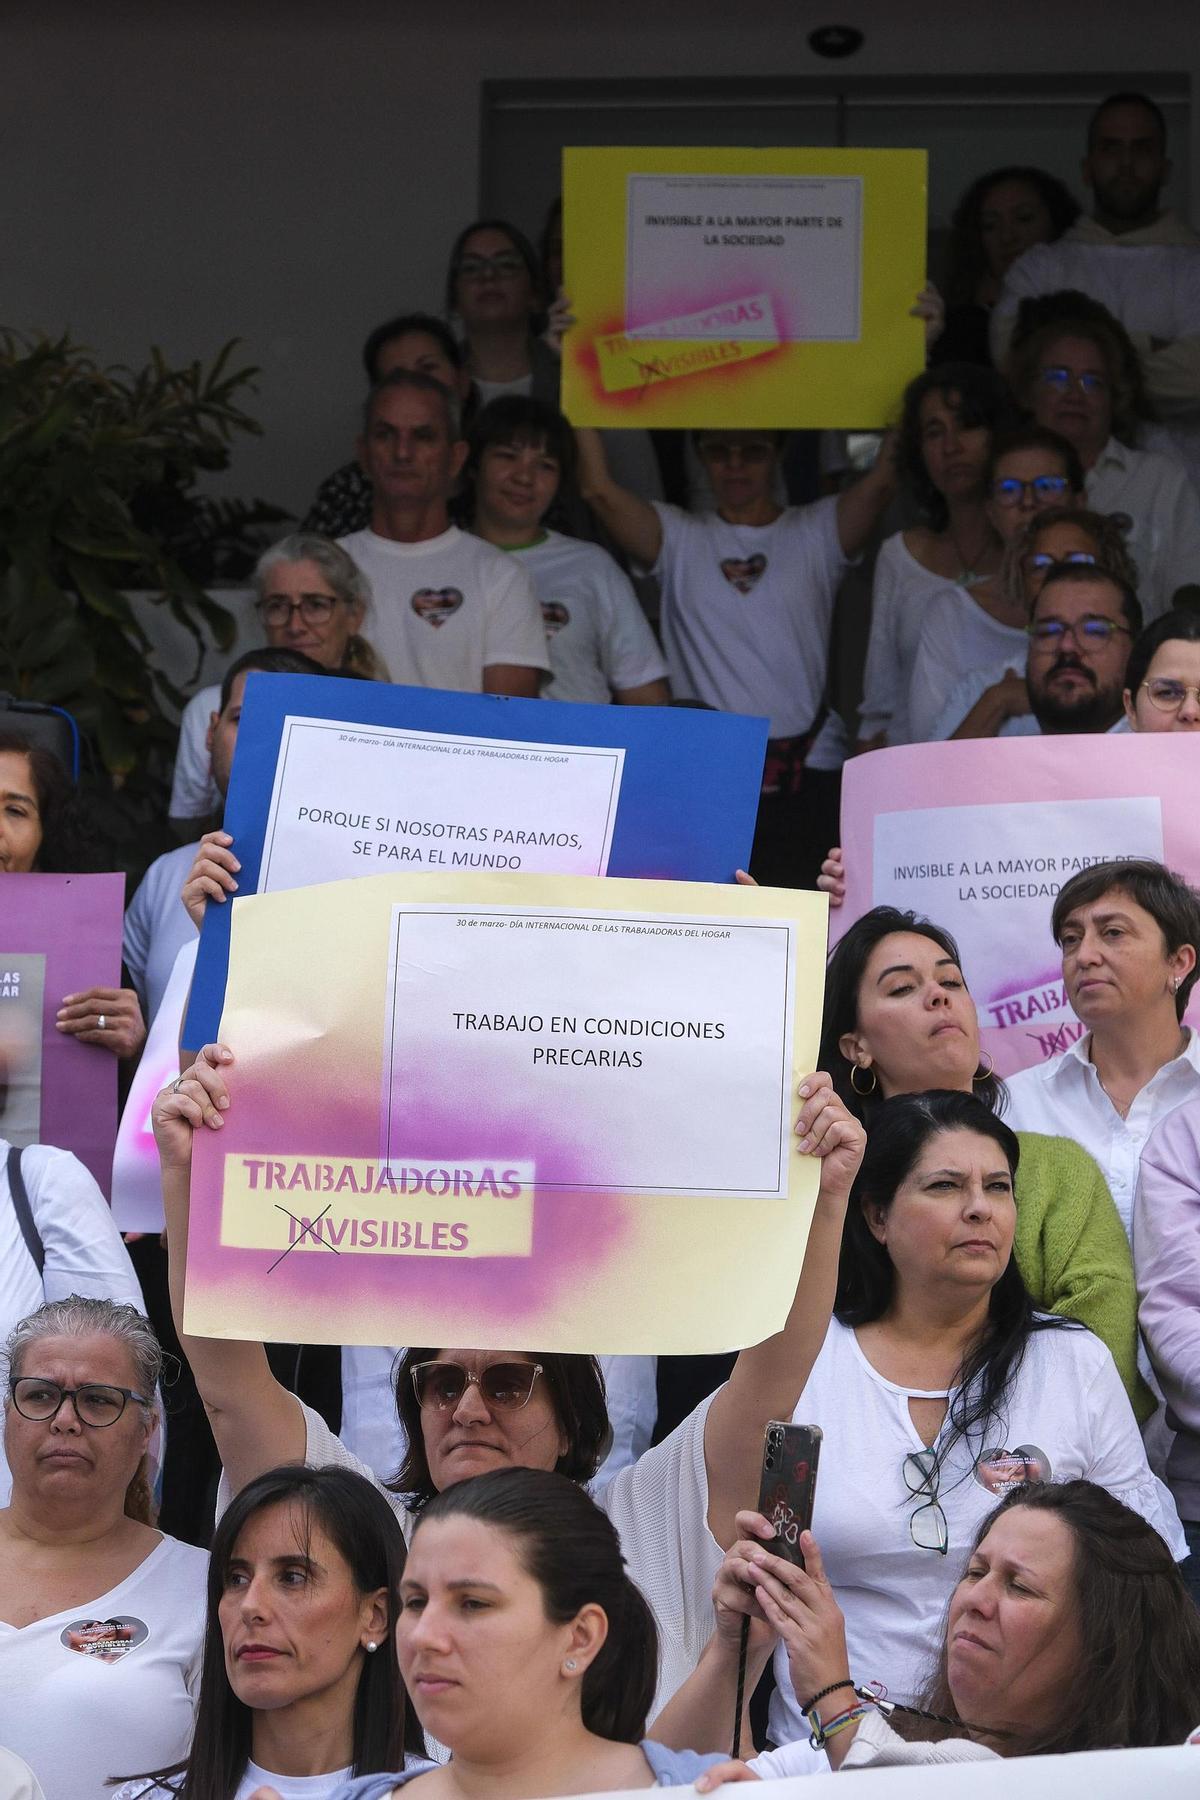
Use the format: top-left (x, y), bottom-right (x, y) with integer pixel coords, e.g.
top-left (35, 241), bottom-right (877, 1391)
top-left (4, 0), bottom-right (1196, 517)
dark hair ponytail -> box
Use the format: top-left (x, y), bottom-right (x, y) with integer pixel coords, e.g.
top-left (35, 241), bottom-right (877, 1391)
top-left (417, 1467), bottom-right (657, 1743)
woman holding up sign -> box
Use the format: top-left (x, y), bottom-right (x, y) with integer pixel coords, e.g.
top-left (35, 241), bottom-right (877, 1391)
top-left (152, 1050), bottom-right (865, 1721)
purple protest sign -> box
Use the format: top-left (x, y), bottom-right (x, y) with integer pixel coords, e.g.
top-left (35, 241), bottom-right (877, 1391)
top-left (1, 874), bottom-right (125, 1192)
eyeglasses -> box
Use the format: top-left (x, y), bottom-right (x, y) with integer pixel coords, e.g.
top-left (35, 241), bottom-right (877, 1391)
top-left (1028, 616), bottom-right (1131, 647)
top-left (1141, 677), bottom-right (1200, 712)
top-left (903, 1449), bottom-right (948, 1555)
top-left (456, 252), bottom-right (527, 282)
top-left (9, 1377), bottom-right (150, 1428)
top-left (1037, 366), bottom-right (1109, 397)
top-left (255, 594), bottom-right (341, 628)
top-left (991, 475), bottom-right (1071, 507)
top-left (1023, 550), bottom-right (1097, 574)
top-left (410, 1360), bottom-right (544, 1413)
top-left (695, 441), bottom-right (776, 466)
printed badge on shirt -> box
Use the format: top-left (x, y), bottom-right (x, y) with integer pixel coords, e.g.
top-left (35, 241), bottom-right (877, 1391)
top-left (973, 1445), bottom-right (1052, 1496)
top-left (718, 555), bottom-right (767, 594)
top-left (61, 1617), bottom-right (149, 1662)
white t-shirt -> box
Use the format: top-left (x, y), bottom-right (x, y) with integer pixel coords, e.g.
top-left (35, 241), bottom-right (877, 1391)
top-left (907, 588), bottom-right (1029, 744)
top-left (1083, 437), bottom-right (1200, 621)
top-left (218, 1392), bottom-right (723, 1724)
top-left (930, 658), bottom-right (1135, 741)
top-left (0, 1534), bottom-right (207, 1800)
top-left (503, 532), bottom-right (667, 704)
top-left (652, 498), bottom-right (845, 738)
top-left (337, 527), bottom-right (549, 692)
top-left (114, 1755), bottom-right (435, 1800)
top-left (860, 537), bottom-right (971, 747)
top-left (122, 842), bottom-right (201, 1029)
top-left (765, 1317), bottom-right (1184, 1750)
top-left (168, 685), bottom-right (221, 821)
top-left (0, 1140), bottom-right (145, 1507)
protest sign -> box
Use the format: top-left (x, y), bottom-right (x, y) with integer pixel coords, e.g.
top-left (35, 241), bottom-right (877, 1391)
top-left (836, 736), bottom-right (1200, 1076)
top-left (111, 941), bottom-right (196, 1232)
top-left (562, 146), bottom-right (926, 427)
top-left (555, 1747), bottom-right (1199, 1800)
top-left (185, 676), bottom-right (769, 1049)
top-left (1, 874), bottom-right (125, 1191)
top-left (184, 871), bottom-right (827, 1354)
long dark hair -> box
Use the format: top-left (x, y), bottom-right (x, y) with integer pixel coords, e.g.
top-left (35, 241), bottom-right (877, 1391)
top-left (122, 1466), bottom-right (423, 1798)
top-left (895, 364), bottom-right (1017, 530)
top-left (820, 907), bottom-right (1004, 1123)
top-left (943, 166), bottom-right (1080, 309)
top-left (390, 1349), bottom-right (610, 1508)
top-left (0, 730), bottom-right (97, 871)
top-left (837, 1093), bottom-right (1072, 1481)
top-left (915, 1480), bottom-right (1200, 1753)
top-left (414, 1468), bottom-right (657, 1744)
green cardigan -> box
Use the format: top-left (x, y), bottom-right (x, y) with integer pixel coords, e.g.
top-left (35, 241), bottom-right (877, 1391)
top-left (1013, 1130), bottom-right (1153, 1422)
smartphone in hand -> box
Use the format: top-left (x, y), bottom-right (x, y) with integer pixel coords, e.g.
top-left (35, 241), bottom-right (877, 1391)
top-left (756, 1420), bottom-right (822, 1568)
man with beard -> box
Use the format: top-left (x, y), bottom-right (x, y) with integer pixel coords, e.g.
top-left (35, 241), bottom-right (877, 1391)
top-left (991, 93), bottom-right (1200, 490)
top-left (937, 561), bottom-right (1141, 738)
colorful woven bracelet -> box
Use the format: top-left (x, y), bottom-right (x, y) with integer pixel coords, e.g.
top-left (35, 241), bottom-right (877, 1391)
top-left (807, 1702), bottom-right (872, 1750)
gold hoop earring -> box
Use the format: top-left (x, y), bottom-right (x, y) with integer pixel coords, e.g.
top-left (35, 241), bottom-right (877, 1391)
top-left (850, 1063), bottom-right (877, 1096)
top-left (973, 1052), bottom-right (995, 1083)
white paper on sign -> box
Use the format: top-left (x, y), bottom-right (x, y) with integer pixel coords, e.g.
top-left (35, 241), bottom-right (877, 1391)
top-left (625, 173), bottom-right (863, 342)
top-left (381, 904), bottom-right (797, 1198)
top-left (259, 717), bottom-right (625, 894)
top-left (872, 794), bottom-right (1164, 1070)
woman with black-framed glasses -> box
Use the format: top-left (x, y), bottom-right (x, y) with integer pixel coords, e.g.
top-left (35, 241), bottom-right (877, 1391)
top-left (751, 1090), bottom-right (1183, 1756)
top-left (0, 1296), bottom-right (208, 1800)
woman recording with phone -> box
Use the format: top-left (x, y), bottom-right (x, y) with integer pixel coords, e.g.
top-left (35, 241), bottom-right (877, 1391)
top-left (734, 1091), bottom-right (1180, 1756)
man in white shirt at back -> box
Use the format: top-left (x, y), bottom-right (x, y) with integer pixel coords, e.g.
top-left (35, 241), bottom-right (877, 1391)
top-left (992, 91), bottom-right (1200, 489)
top-left (338, 370), bottom-right (549, 697)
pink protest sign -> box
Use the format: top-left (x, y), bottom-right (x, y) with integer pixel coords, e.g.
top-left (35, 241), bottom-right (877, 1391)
top-left (836, 736), bottom-right (1200, 1077)
top-left (1, 873), bottom-right (125, 1191)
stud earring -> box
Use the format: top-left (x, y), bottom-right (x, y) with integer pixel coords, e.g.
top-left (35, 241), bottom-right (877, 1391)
top-left (563, 1658), bottom-right (578, 1673)
top-left (366, 1642), bottom-right (378, 1654)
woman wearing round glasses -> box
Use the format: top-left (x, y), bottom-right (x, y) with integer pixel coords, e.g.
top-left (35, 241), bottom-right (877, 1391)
top-left (906, 427), bottom-right (1085, 741)
top-left (170, 535), bottom-right (382, 823)
top-left (1006, 304), bottom-right (1200, 622)
top-left (0, 1297), bottom-right (207, 1800)
top-left (151, 1047), bottom-right (865, 1722)
top-left (752, 1090), bottom-right (1182, 1752)
top-left (1123, 606), bottom-right (1200, 732)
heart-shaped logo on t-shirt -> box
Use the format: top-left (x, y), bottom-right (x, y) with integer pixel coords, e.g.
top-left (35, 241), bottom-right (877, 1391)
top-left (540, 601), bottom-right (571, 637)
top-left (719, 554), bottom-right (767, 594)
top-left (61, 1616), bottom-right (149, 1662)
top-left (974, 1445), bottom-right (1052, 1495)
top-left (411, 587), bottom-right (463, 628)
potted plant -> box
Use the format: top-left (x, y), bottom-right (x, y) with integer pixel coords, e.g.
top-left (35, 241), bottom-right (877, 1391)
top-left (0, 331), bottom-right (288, 873)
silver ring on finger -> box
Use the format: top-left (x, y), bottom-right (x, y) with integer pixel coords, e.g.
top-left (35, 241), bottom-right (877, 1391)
top-left (171, 1076), bottom-right (185, 1094)
top-left (97, 1014), bottom-right (108, 1032)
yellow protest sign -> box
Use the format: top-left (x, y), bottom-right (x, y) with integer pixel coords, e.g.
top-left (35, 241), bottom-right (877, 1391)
top-left (184, 870), bottom-right (829, 1354)
top-left (562, 146), bottom-right (926, 428)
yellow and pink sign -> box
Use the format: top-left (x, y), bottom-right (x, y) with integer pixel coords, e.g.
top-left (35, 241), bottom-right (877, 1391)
top-left (184, 870), bottom-right (828, 1355)
top-left (562, 146), bottom-right (926, 427)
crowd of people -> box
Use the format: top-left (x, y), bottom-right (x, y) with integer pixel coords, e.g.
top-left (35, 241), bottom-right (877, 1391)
top-left (4, 84), bottom-right (1200, 1800)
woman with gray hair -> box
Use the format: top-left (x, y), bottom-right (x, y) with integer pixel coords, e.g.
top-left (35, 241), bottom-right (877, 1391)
top-left (170, 532), bottom-right (385, 821)
top-left (0, 1297), bottom-right (207, 1800)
